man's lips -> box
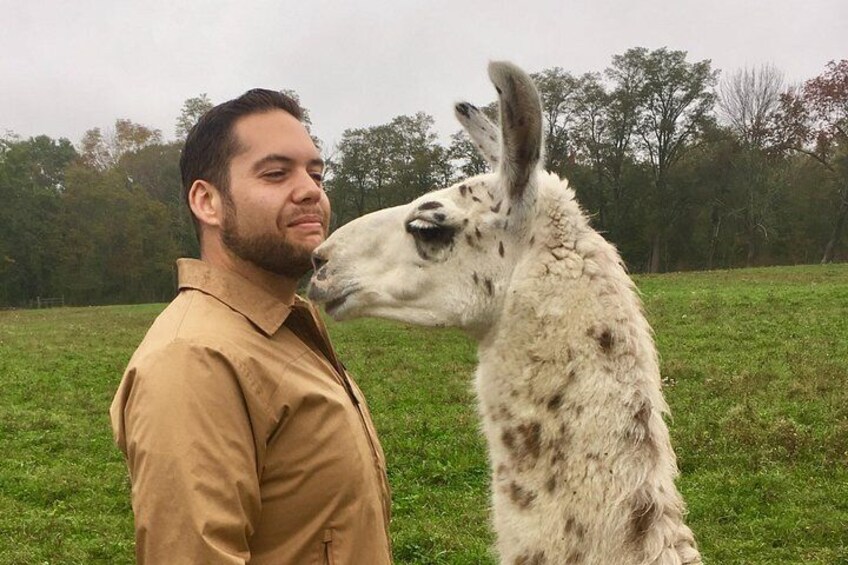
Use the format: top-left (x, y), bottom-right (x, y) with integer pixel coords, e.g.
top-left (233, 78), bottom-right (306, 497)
top-left (288, 214), bottom-right (325, 229)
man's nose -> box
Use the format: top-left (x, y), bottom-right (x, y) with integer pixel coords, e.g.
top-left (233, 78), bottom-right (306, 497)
top-left (291, 169), bottom-right (323, 202)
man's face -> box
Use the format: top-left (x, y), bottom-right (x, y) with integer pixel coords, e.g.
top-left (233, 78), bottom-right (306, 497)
top-left (220, 109), bottom-right (329, 279)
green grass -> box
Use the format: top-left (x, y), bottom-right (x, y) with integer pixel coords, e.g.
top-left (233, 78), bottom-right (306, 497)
top-left (1, 265), bottom-right (847, 564)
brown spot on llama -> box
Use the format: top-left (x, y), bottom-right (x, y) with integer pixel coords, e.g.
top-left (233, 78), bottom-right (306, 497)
top-left (514, 550), bottom-right (546, 565)
top-left (564, 516), bottom-right (587, 540)
top-left (508, 481), bottom-right (537, 509)
top-left (501, 421), bottom-right (542, 465)
top-left (626, 396), bottom-right (659, 457)
top-left (517, 422), bottom-right (542, 460)
top-left (629, 487), bottom-right (661, 549)
top-left (587, 326), bottom-right (614, 353)
top-left (599, 329), bottom-right (613, 352)
top-left (565, 551), bottom-right (584, 564)
top-left (502, 428), bottom-right (516, 450)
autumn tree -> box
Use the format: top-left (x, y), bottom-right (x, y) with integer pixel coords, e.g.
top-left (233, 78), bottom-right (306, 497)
top-left (777, 60), bottom-right (848, 263)
top-left (175, 94), bottom-right (213, 140)
top-left (80, 119), bottom-right (162, 170)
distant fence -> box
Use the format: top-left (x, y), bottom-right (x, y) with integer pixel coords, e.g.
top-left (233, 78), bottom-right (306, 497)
top-left (30, 296), bottom-right (65, 309)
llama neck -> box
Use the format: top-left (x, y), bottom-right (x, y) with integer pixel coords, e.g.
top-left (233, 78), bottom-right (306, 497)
top-left (472, 191), bottom-right (699, 563)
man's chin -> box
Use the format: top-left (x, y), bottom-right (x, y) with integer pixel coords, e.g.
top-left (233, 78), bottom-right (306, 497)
top-left (221, 222), bottom-right (327, 280)
top-left (295, 229), bottom-right (327, 248)
top-left (229, 243), bottom-right (314, 280)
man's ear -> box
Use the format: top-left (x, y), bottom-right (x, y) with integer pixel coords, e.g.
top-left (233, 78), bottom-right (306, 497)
top-left (188, 180), bottom-right (225, 228)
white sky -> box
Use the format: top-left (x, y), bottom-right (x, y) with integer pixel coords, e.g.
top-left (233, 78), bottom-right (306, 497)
top-left (2, 0), bottom-right (845, 150)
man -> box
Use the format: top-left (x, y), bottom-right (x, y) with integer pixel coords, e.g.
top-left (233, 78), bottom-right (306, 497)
top-left (110, 90), bottom-right (392, 564)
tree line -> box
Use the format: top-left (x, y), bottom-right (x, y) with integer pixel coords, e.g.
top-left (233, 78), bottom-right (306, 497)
top-left (1, 48), bottom-right (846, 307)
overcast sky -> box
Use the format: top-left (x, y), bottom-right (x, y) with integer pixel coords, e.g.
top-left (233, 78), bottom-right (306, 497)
top-left (2, 0), bottom-right (845, 150)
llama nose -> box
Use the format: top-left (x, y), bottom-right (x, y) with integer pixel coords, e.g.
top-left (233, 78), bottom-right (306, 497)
top-left (311, 252), bottom-right (328, 277)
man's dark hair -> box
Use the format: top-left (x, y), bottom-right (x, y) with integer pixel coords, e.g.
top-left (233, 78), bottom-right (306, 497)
top-left (179, 89), bottom-right (305, 239)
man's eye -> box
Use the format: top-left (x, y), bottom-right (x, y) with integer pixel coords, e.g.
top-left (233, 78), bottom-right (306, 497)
top-left (263, 170), bottom-right (287, 180)
top-left (310, 172), bottom-right (324, 183)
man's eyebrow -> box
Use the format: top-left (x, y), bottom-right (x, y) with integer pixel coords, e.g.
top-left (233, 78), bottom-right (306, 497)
top-left (251, 154), bottom-right (325, 172)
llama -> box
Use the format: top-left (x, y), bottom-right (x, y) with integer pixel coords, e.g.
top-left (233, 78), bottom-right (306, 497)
top-left (308, 61), bottom-right (701, 565)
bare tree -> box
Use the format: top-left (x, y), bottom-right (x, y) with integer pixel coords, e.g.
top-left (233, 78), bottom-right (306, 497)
top-left (717, 65), bottom-right (787, 266)
top-left (719, 65), bottom-right (785, 147)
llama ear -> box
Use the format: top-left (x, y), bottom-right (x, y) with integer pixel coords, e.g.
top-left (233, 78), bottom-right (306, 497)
top-left (489, 61), bottom-right (543, 202)
top-left (454, 102), bottom-right (500, 169)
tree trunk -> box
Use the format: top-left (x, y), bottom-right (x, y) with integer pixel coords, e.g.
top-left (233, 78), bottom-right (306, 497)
top-left (707, 207), bottom-right (721, 270)
top-left (649, 233), bottom-right (662, 273)
top-left (821, 190), bottom-right (848, 264)
top-left (746, 234), bottom-right (756, 268)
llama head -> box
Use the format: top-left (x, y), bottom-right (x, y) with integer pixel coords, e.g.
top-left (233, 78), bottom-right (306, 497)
top-left (308, 61), bottom-right (544, 334)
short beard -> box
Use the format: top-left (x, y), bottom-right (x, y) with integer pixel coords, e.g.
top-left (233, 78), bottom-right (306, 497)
top-left (221, 200), bottom-right (314, 279)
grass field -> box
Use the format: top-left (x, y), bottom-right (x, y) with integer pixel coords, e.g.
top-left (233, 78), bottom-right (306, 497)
top-left (1, 264), bottom-right (847, 564)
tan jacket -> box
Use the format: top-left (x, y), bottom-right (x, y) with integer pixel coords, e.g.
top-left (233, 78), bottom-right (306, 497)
top-left (110, 259), bottom-right (392, 564)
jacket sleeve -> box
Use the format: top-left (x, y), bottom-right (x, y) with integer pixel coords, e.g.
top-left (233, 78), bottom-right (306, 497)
top-left (112, 340), bottom-right (261, 565)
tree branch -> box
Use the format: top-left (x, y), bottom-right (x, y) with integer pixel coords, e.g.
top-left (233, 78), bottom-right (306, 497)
top-left (789, 146), bottom-right (836, 172)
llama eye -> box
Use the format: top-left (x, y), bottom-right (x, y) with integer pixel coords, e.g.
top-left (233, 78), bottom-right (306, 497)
top-left (405, 218), bottom-right (456, 246)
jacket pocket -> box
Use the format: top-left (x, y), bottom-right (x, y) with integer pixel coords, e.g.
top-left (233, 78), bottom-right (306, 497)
top-left (322, 529), bottom-right (335, 565)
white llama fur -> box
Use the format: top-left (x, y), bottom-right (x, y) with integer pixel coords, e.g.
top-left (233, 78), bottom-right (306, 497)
top-left (308, 61), bottom-right (701, 565)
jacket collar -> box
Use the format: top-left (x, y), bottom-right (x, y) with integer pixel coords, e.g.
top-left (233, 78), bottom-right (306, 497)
top-left (176, 258), bottom-right (293, 336)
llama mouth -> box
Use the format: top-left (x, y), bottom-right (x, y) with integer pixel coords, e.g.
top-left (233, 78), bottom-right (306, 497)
top-left (325, 292), bottom-right (353, 314)
top-left (308, 283), bottom-right (359, 317)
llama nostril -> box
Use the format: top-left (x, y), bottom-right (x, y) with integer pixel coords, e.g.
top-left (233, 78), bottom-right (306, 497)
top-left (311, 253), bottom-right (328, 274)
